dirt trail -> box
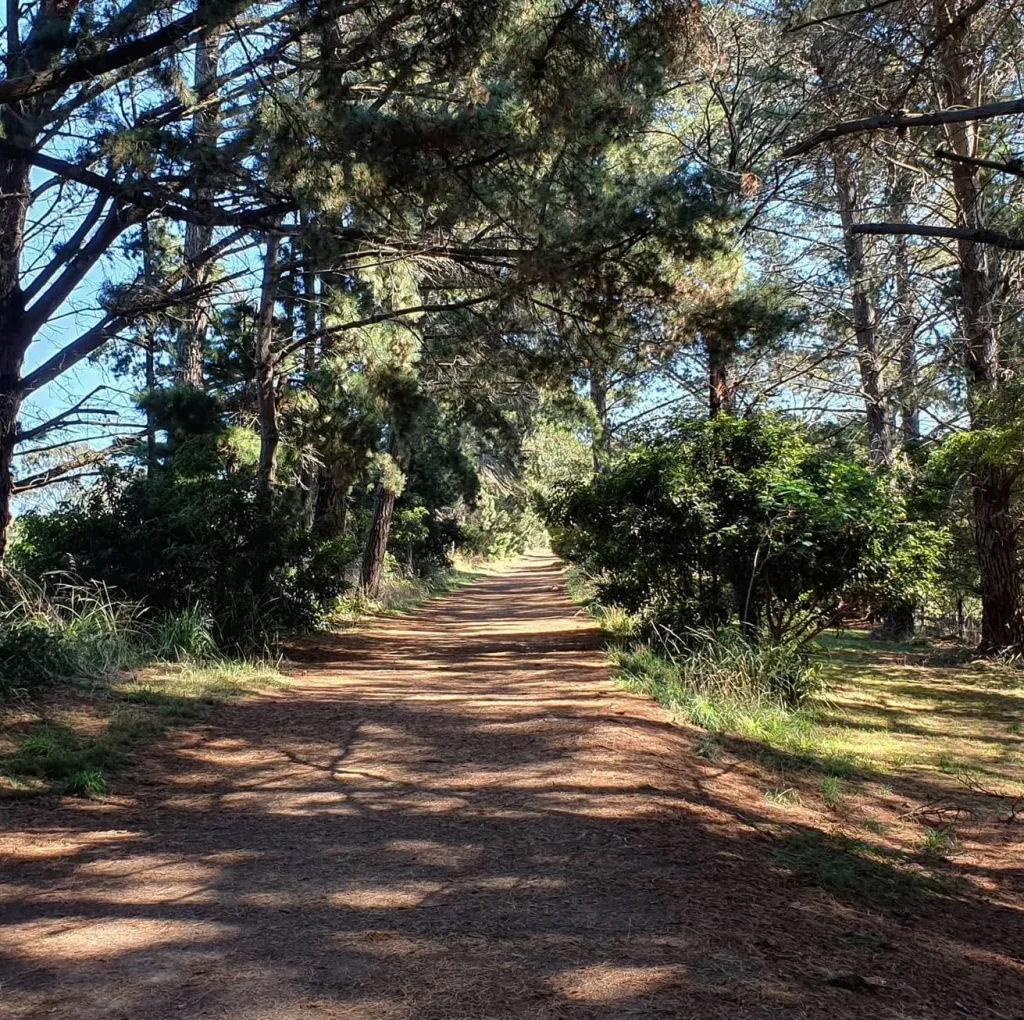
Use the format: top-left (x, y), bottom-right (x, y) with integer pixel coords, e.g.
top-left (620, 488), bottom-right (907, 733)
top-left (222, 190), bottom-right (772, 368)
top-left (1, 556), bottom-right (1022, 1019)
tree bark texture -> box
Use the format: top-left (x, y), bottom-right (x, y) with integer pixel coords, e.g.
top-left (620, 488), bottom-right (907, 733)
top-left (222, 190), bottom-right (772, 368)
top-left (934, 0), bottom-right (1024, 650)
top-left (255, 234), bottom-right (282, 493)
top-left (360, 429), bottom-right (404, 597)
top-left (833, 153), bottom-right (895, 470)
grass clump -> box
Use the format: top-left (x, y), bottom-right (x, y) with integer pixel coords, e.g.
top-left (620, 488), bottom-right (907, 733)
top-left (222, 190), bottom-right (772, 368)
top-left (820, 775), bottom-right (845, 810)
top-left (918, 827), bottom-right (958, 859)
top-left (0, 576), bottom-right (149, 700)
top-left (614, 625), bottom-right (824, 731)
top-left (335, 566), bottom-right (480, 620)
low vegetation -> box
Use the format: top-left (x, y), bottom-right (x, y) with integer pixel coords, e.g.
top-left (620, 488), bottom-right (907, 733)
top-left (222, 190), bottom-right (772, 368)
top-left (564, 563), bottom-right (1024, 905)
top-left (0, 558), bottom-right (486, 798)
top-left (0, 658), bottom-right (287, 798)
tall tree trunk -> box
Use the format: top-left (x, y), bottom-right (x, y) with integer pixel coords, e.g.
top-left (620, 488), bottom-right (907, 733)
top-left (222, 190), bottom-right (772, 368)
top-left (0, 144), bottom-right (32, 562)
top-left (708, 335), bottom-right (736, 418)
top-left (255, 234), bottom-right (282, 494)
top-left (176, 26), bottom-right (222, 388)
top-left (934, 1), bottom-right (1024, 651)
top-left (360, 430), bottom-right (403, 597)
top-left (588, 360), bottom-right (611, 472)
top-left (0, 0), bottom-right (83, 560)
top-left (300, 231), bottom-right (320, 530)
top-left (891, 185), bottom-right (920, 448)
top-left (140, 223), bottom-right (159, 478)
top-left (360, 480), bottom-right (397, 598)
top-left (314, 464), bottom-right (350, 539)
top-left (833, 152), bottom-right (895, 469)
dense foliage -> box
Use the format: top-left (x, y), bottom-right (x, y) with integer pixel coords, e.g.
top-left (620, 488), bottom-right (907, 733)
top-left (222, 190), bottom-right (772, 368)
top-left (4, 0), bottom-right (1024, 690)
top-left (546, 415), bottom-right (945, 644)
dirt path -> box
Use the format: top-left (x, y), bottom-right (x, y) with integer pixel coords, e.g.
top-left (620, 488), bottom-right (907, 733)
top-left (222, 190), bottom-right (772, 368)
top-left (1, 556), bottom-right (1022, 1019)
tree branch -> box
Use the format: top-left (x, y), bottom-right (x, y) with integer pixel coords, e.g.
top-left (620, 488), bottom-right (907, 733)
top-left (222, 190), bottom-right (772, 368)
top-left (13, 435), bottom-right (144, 494)
top-left (276, 292), bottom-right (501, 364)
top-left (22, 192), bottom-right (112, 304)
top-left (783, 98), bottom-right (1024, 157)
top-left (0, 3), bottom-right (243, 105)
top-left (934, 147), bottom-right (1024, 179)
top-left (24, 205), bottom-right (143, 338)
top-left (21, 230), bottom-right (249, 395)
top-left (16, 386), bottom-right (117, 443)
top-left (0, 139), bottom-right (296, 229)
top-left (850, 222), bottom-right (1024, 251)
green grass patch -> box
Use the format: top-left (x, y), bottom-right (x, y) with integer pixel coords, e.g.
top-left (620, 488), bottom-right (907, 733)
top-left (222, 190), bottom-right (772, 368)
top-left (1, 658), bottom-right (288, 798)
top-left (335, 567), bottom-right (482, 620)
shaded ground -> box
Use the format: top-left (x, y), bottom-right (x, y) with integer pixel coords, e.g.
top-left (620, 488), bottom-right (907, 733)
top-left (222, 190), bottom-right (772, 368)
top-left (1, 556), bottom-right (1022, 1019)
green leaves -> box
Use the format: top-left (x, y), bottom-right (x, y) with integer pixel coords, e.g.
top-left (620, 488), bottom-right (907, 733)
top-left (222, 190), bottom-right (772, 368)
top-left (546, 412), bottom-right (943, 643)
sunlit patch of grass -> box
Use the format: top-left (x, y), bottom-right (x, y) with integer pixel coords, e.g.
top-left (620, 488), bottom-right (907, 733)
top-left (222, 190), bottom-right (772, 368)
top-left (1, 658), bottom-right (289, 798)
top-left (764, 786), bottom-right (801, 806)
top-left (811, 640), bottom-right (1024, 791)
top-left (918, 827), bottom-right (959, 859)
top-left (820, 775), bottom-right (845, 810)
top-left (335, 568), bottom-right (482, 621)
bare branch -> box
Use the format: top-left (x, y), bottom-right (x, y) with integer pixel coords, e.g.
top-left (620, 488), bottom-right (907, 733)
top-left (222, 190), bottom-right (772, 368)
top-left (934, 147), bottom-right (1024, 179)
top-left (783, 99), bottom-right (1024, 157)
top-left (850, 222), bottom-right (1024, 251)
top-left (13, 435), bottom-right (145, 494)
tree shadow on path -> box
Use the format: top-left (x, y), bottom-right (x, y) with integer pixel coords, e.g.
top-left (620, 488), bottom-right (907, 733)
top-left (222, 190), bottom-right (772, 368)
top-left (2, 556), bottom-right (1022, 1019)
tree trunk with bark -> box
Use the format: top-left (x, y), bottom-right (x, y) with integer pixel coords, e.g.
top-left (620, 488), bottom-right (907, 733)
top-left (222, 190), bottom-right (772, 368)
top-left (360, 431), bottom-right (404, 597)
top-left (176, 26), bottom-right (222, 388)
top-left (588, 361), bottom-right (611, 472)
top-left (891, 187), bottom-right (920, 448)
top-left (708, 334), bottom-right (737, 418)
top-left (255, 234), bottom-right (282, 494)
top-left (300, 232), bottom-right (320, 530)
top-left (314, 464), bottom-right (350, 539)
top-left (0, 137), bottom-right (33, 562)
top-left (360, 479), bottom-right (398, 598)
top-left (934, 0), bottom-right (1024, 651)
top-left (833, 152), bottom-right (895, 469)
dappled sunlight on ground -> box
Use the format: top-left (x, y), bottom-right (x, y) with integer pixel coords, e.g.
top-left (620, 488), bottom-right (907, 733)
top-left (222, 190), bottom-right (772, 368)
top-left (1, 557), bottom-right (1022, 1018)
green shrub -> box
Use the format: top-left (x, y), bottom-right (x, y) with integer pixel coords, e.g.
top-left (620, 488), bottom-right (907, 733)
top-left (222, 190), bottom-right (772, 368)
top-left (0, 622), bottom-right (75, 697)
top-left (544, 413), bottom-right (945, 644)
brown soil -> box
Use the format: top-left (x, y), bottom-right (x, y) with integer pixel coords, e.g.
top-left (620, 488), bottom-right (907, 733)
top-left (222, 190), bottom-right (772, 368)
top-left (1, 556), bottom-right (1022, 1019)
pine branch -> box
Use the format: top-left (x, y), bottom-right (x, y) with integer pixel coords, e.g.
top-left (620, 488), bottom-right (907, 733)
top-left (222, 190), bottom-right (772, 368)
top-left (0, 3), bottom-right (241, 105)
top-left (16, 386), bottom-right (117, 443)
top-left (21, 230), bottom-right (249, 395)
top-left (13, 435), bottom-right (145, 494)
top-left (0, 140), bottom-right (296, 229)
top-left (933, 147), bottom-right (1024, 179)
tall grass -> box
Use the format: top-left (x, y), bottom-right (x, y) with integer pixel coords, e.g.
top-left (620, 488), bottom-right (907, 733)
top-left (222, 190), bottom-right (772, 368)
top-left (614, 625), bottom-right (825, 735)
top-left (0, 572), bottom-right (257, 702)
top-left (0, 575), bottom-right (149, 698)
top-left (649, 624), bottom-right (825, 708)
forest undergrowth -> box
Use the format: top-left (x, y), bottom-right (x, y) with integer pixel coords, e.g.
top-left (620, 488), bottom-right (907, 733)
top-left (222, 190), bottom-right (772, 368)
top-left (565, 566), bottom-right (1024, 906)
